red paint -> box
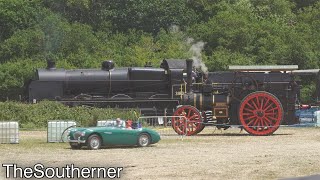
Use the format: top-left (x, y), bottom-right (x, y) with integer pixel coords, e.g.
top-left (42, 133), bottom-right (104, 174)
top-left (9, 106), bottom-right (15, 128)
top-left (172, 106), bottom-right (203, 136)
top-left (239, 92), bottom-right (283, 136)
top-left (300, 104), bottom-right (311, 110)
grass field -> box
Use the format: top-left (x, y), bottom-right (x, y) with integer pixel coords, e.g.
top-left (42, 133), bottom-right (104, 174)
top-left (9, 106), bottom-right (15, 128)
top-left (0, 127), bottom-right (320, 180)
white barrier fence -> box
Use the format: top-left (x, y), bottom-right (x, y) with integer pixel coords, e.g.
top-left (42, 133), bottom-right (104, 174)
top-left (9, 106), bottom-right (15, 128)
top-left (138, 116), bottom-right (188, 138)
top-left (97, 116), bottom-right (189, 138)
top-left (41, 113), bottom-right (320, 144)
top-left (47, 120), bottom-right (77, 143)
top-left (0, 121), bottom-right (19, 144)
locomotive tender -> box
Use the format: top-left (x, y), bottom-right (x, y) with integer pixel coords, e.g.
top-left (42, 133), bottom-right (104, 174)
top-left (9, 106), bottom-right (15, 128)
top-left (28, 59), bottom-right (302, 136)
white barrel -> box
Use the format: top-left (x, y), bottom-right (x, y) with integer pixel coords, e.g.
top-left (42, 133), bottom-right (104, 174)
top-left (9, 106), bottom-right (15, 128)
top-left (47, 121), bottom-right (76, 142)
top-left (0, 121), bottom-right (19, 144)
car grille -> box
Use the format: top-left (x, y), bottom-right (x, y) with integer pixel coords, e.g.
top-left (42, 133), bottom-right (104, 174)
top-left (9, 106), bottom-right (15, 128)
top-left (73, 131), bottom-right (83, 140)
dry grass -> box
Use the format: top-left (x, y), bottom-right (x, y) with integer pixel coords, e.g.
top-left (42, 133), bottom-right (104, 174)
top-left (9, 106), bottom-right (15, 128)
top-left (0, 127), bottom-right (320, 180)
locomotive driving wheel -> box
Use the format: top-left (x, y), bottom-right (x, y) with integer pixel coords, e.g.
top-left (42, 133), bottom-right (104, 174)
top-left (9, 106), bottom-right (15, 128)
top-left (239, 91), bottom-right (283, 136)
top-left (172, 106), bottom-right (204, 136)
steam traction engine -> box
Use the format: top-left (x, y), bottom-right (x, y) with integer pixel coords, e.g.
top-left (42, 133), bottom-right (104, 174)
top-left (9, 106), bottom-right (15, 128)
top-left (28, 59), bottom-right (299, 136)
top-left (171, 59), bottom-right (298, 136)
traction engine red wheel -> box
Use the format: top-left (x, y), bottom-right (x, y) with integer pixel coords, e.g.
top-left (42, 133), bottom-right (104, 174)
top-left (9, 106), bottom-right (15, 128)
top-left (239, 91), bottom-right (283, 136)
top-left (172, 106), bottom-right (203, 136)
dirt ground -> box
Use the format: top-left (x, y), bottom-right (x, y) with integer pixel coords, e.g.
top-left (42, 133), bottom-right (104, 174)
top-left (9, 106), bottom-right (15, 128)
top-left (1, 127), bottom-right (320, 180)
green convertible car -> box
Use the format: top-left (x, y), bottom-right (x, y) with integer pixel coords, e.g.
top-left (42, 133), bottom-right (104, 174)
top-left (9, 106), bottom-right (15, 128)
top-left (67, 120), bottom-right (161, 150)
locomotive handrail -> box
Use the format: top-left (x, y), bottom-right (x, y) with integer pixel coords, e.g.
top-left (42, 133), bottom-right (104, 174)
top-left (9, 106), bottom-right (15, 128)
top-left (171, 83), bottom-right (187, 99)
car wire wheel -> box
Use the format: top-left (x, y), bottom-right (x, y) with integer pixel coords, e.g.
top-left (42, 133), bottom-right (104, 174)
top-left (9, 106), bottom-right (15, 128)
top-left (239, 91), bottom-right (283, 136)
top-left (87, 134), bottom-right (101, 150)
top-left (138, 133), bottom-right (150, 147)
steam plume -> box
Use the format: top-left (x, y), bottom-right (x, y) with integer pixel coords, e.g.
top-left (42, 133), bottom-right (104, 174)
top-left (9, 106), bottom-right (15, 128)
top-left (188, 39), bottom-right (208, 74)
top-left (168, 25), bottom-right (208, 74)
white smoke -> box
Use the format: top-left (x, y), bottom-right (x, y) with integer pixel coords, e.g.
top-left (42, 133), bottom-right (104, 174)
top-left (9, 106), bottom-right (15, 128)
top-left (188, 39), bottom-right (208, 74)
top-left (168, 26), bottom-right (208, 74)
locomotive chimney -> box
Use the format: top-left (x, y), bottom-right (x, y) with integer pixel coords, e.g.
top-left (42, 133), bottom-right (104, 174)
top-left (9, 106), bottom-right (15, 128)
top-left (46, 59), bottom-right (56, 70)
top-left (186, 59), bottom-right (193, 93)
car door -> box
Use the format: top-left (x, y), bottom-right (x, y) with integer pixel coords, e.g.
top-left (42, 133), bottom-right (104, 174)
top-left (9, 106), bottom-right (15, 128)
top-left (100, 127), bottom-right (117, 145)
top-left (107, 127), bottom-right (137, 145)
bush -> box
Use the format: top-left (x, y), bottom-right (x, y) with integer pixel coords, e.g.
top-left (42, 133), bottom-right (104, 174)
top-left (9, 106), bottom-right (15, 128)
top-left (0, 101), bottom-right (138, 129)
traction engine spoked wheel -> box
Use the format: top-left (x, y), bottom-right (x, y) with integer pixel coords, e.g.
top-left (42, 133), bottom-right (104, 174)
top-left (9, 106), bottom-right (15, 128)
top-left (172, 106), bottom-right (203, 136)
top-left (239, 91), bottom-right (283, 136)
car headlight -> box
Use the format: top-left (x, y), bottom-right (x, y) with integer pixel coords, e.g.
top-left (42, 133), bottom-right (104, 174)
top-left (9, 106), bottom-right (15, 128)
top-left (73, 131), bottom-right (86, 139)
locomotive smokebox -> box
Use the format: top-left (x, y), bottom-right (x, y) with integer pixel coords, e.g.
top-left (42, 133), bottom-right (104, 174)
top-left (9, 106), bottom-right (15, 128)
top-left (102, 60), bottom-right (115, 71)
top-left (46, 60), bottom-right (56, 70)
top-left (186, 59), bottom-right (193, 92)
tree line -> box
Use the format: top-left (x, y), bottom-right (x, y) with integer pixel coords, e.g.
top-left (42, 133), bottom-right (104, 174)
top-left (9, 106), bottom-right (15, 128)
top-left (0, 0), bottom-right (319, 102)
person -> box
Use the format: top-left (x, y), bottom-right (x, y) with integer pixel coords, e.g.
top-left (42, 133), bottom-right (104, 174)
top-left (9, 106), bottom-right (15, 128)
top-left (126, 120), bottom-right (133, 129)
top-left (116, 118), bottom-right (125, 128)
top-left (203, 73), bottom-right (211, 84)
top-left (192, 71), bottom-right (197, 83)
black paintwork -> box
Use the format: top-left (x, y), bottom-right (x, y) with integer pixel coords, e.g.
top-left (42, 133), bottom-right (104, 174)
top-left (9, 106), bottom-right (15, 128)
top-left (28, 59), bottom-right (301, 125)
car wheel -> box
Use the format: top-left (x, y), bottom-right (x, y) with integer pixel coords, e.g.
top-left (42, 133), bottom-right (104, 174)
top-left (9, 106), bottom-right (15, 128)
top-left (87, 134), bottom-right (101, 150)
top-left (138, 133), bottom-right (150, 147)
top-left (70, 143), bottom-right (82, 149)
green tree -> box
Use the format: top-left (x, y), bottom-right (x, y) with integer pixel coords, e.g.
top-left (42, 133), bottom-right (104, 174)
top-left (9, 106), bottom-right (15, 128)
top-left (0, 0), bottom-right (44, 42)
top-left (187, 0), bottom-right (319, 71)
top-left (291, 0), bottom-right (318, 10)
top-left (44, 0), bottom-right (199, 34)
top-left (0, 28), bottom-right (45, 62)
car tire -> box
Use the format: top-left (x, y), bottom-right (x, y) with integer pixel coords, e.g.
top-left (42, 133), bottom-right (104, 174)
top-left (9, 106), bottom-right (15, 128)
top-left (87, 134), bottom-right (101, 150)
top-left (70, 143), bottom-right (82, 150)
top-left (137, 133), bottom-right (150, 147)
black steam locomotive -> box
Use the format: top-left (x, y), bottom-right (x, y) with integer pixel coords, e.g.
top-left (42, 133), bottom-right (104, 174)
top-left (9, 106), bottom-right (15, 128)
top-left (28, 59), bottom-right (304, 136)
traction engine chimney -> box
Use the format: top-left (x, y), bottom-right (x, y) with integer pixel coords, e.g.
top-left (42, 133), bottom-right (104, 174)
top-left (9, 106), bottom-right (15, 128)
top-left (186, 59), bottom-right (193, 93)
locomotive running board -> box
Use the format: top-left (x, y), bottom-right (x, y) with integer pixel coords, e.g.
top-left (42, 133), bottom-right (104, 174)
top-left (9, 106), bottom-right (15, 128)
top-left (229, 65), bottom-right (298, 72)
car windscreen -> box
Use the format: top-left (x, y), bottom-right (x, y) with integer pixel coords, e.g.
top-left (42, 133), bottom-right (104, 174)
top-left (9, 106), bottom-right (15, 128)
top-left (105, 120), bottom-right (126, 128)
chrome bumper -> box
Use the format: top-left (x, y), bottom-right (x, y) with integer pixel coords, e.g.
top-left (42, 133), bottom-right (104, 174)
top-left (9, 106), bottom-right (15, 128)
top-left (68, 136), bottom-right (86, 144)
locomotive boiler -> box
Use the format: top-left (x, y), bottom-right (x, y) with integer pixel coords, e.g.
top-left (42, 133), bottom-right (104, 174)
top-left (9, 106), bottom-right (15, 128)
top-left (28, 60), bottom-right (183, 114)
top-left (28, 59), bottom-right (303, 136)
